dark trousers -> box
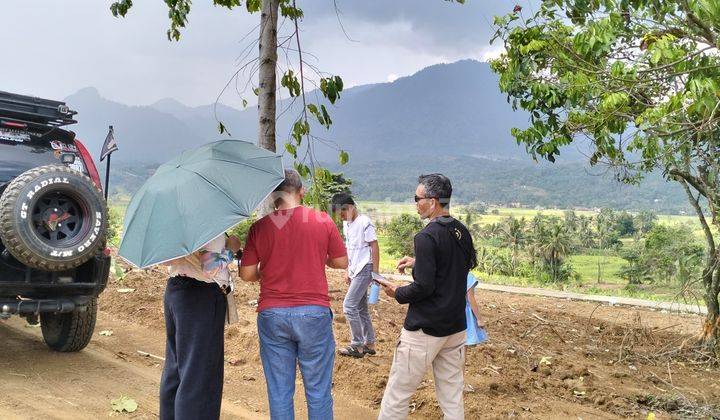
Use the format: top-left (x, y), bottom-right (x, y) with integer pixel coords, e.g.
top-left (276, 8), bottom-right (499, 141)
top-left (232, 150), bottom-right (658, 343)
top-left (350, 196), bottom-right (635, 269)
top-left (160, 276), bottom-right (227, 420)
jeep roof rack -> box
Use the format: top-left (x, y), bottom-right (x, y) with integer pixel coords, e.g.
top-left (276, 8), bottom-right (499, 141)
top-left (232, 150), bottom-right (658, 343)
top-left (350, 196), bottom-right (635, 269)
top-left (0, 91), bottom-right (77, 127)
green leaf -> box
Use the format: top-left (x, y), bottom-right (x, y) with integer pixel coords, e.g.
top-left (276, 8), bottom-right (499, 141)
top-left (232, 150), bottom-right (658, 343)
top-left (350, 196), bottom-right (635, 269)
top-left (284, 143), bottom-right (297, 157)
top-left (213, 0), bottom-right (242, 10)
top-left (281, 70), bottom-right (301, 97)
top-left (291, 120), bottom-right (310, 144)
top-left (111, 396), bottom-right (138, 413)
top-left (253, 87), bottom-right (260, 96)
top-left (110, 0), bottom-right (133, 17)
top-left (294, 162), bottom-right (310, 178)
top-left (319, 77), bottom-right (341, 104)
top-left (339, 150), bottom-right (349, 165)
top-left (334, 76), bottom-right (344, 92)
top-left (320, 105), bottom-right (332, 128)
top-left (320, 78), bottom-right (327, 94)
top-left (600, 92), bottom-right (629, 111)
top-left (246, 0), bottom-right (261, 13)
top-left (280, 3), bottom-right (303, 19)
top-left (327, 82), bottom-right (337, 104)
top-left (218, 122), bottom-right (230, 135)
top-left (519, 39), bottom-right (547, 54)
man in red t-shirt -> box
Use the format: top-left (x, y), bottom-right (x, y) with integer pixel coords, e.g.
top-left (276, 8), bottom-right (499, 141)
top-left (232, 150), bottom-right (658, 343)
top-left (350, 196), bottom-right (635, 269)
top-left (239, 169), bottom-right (347, 419)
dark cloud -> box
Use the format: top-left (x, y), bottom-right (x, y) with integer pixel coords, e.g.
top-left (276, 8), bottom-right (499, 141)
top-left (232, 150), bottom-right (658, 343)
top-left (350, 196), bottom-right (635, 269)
top-left (0, 0), bottom-right (531, 106)
top-left (302, 0), bottom-right (529, 55)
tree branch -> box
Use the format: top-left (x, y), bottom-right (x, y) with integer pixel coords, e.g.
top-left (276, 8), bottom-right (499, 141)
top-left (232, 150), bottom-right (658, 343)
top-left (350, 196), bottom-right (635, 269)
top-left (678, 178), bottom-right (716, 256)
top-left (680, 0), bottom-right (718, 46)
top-left (669, 168), bottom-right (708, 198)
top-left (291, 0), bottom-right (316, 171)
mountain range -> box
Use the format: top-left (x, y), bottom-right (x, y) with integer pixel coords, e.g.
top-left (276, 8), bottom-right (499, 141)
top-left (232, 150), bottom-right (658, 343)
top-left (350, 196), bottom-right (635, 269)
top-left (61, 59), bottom-right (690, 213)
top-left (67, 60), bottom-right (543, 164)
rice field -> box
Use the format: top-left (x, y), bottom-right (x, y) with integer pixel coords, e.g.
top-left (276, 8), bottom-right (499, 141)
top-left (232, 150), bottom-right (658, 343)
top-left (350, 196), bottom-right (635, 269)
top-left (108, 197), bottom-right (708, 302)
top-left (358, 201), bottom-right (707, 303)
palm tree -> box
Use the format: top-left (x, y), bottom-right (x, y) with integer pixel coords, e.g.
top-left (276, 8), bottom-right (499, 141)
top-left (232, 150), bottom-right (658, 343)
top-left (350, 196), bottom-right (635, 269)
top-left (536, 222), bottom-right (575, 281)
top-left (564, 210), bottom-right (579, 232)
top-left (577, 216), bottom-right (596, 249)
top-left (529, 214), bottom-right (546, 236)
top-left (477, 247), bottom-right (494, 275)
top-left (492, 251), bottom-right (514, 277)
top-left (483, 223), bottom-right (502, 240)
top-left (501, 217), bottom-right (526, 275)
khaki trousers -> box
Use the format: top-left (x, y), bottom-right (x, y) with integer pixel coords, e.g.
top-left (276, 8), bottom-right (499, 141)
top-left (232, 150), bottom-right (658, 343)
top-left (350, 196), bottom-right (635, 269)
top-left (378, 328), bottom-right (466, 420)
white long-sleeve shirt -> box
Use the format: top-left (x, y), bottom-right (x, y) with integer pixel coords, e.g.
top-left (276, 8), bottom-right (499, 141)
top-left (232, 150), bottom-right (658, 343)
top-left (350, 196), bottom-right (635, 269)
top-left (166, 235), bottom-right (234, 291)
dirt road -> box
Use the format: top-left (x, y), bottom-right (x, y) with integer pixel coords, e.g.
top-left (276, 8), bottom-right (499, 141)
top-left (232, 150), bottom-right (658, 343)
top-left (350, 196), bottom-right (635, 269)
top-left (0, 309), bottom-right (375, 419)
top-left (1, 264), bottom-right (719, 419)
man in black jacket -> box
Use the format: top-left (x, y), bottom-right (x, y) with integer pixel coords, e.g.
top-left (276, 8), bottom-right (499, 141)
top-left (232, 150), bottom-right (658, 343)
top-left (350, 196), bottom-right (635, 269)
top-left (377, 173), bottom-right (476, 420)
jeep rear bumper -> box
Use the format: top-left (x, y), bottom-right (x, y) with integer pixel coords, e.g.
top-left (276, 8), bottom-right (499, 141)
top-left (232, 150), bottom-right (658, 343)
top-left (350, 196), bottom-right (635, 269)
top-left (0, 253), bottom-right (110, 304)
top-left (0, 295), bottom-right (91, 315)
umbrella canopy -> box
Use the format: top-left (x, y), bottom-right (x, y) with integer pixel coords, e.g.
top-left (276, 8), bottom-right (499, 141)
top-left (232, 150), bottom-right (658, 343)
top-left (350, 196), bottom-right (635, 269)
top-left (119, 139), bottom-right (284, 268)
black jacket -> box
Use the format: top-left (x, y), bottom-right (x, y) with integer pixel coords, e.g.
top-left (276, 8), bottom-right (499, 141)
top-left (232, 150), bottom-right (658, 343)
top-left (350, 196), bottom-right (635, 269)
top-left (395, 216), bottom-right (474, 337)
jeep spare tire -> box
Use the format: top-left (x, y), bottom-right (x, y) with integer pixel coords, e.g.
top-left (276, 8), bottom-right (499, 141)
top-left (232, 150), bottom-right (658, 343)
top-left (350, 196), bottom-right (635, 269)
top-left (0, 165), bottom-right (107, 271)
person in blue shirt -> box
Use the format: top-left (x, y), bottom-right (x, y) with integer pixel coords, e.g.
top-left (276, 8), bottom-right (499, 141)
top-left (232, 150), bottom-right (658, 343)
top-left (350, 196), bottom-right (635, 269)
top-left (465, 273), bottom-right (487, 346)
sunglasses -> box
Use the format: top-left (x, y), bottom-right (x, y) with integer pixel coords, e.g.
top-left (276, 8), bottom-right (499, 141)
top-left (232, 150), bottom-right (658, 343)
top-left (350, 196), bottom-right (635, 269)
top-left (414, 195), bottom-right (438, 203)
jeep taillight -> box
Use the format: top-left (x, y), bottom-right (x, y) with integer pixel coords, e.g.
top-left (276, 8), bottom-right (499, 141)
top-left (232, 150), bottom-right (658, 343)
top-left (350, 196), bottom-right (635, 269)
top-left (74, 139), bottom-right (103, 190)
top-left (1, 120), bottom-right (27, 129)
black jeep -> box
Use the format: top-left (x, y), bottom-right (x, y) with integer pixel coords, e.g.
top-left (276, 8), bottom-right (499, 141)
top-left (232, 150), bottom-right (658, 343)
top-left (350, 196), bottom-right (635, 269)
top-left (0, 91), bottom-right (110, 352)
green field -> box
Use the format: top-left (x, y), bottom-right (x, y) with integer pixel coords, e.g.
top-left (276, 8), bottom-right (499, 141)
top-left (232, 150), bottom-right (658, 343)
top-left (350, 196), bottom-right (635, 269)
top-left (108, 197), bottom-right (707, 304)
top-left (358, 200), bottom-right (700, 226)
top-left (567, 254), bottom-right (626, 284)
top-left (376, 235), bottom-right (399, 272)
top-left (356, 201), bottom-right (706, 304)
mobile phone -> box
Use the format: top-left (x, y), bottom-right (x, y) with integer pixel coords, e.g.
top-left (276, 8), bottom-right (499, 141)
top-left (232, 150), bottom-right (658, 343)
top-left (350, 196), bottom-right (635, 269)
top-left (371, 272), bottom-right (391, 286)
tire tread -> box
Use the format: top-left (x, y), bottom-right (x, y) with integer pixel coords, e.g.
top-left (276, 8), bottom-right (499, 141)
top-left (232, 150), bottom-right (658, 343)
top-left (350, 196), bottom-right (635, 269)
top-left (0, 165), bottom-right (107, 271)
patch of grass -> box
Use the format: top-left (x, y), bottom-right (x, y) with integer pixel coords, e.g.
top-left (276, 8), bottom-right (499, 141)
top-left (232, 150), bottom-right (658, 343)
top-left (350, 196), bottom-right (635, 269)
top-left (376, 234), bottom-right (400, 272)
top-left (472, 269), bottom-right (704, 303)
top-left (567, 254), bottom-right (626, 285)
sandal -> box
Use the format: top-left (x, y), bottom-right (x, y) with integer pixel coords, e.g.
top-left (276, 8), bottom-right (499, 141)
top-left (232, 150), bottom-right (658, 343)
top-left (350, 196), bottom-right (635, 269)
top-left (338, 345), bottom-right (365, 358)
top-left (363, 345), bottom-right (377, 356)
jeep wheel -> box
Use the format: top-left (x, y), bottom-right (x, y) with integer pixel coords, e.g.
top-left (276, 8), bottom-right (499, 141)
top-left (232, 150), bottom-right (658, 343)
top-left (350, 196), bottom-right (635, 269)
top-left (40, 298), bottom-right (97, 352)
top-left (0, 165), bottom-right (107, 270)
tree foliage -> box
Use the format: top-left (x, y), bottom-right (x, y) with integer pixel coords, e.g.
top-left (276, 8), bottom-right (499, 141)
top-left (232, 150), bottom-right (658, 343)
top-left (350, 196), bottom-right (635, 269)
top-left (303, 170), bottom-right (352, 214)
top-left (491, 0), bottom-right (720, 346)
top-left (107, 207), bottom-right (123, 247)
top-left (385, 214), bottom-right (424, 258)
top-left (620, 223), bottom-right (704, 285)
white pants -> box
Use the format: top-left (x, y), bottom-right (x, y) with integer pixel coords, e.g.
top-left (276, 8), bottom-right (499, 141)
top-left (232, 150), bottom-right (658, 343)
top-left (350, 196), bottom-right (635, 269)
top-left (379, 328), bottom-right (466, 420)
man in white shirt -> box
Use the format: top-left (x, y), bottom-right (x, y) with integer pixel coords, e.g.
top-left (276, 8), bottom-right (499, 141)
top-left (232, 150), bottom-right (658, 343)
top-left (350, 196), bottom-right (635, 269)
top-left (331, 193), bottom-right (380, 358)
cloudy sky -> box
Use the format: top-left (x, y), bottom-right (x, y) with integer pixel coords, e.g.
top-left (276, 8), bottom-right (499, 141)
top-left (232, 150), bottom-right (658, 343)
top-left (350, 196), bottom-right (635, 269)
top-left (1, 0), bottom-right (522, 108)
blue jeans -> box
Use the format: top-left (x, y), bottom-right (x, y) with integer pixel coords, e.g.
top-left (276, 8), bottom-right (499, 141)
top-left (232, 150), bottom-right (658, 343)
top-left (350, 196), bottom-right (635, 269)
top-left (343, 264), bottom-right (376, 347)
top-left (258, 305), bottom-right (335, 420)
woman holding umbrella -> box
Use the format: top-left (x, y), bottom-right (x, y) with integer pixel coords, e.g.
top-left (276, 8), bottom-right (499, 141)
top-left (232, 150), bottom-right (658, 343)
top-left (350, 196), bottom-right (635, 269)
top-left (160, 233), bottom-right (242, 419)
top-left (119, 140), bottom-right (286, 419)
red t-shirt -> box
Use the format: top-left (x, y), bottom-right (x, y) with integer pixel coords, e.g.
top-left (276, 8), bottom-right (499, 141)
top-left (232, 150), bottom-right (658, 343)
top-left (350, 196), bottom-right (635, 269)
top-left (241, 206), bottom-right (347, 311)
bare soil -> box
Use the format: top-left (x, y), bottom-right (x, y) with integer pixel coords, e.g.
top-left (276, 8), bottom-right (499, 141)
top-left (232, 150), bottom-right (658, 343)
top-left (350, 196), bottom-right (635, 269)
top-left (2, 257), bottom-right (719, 419)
